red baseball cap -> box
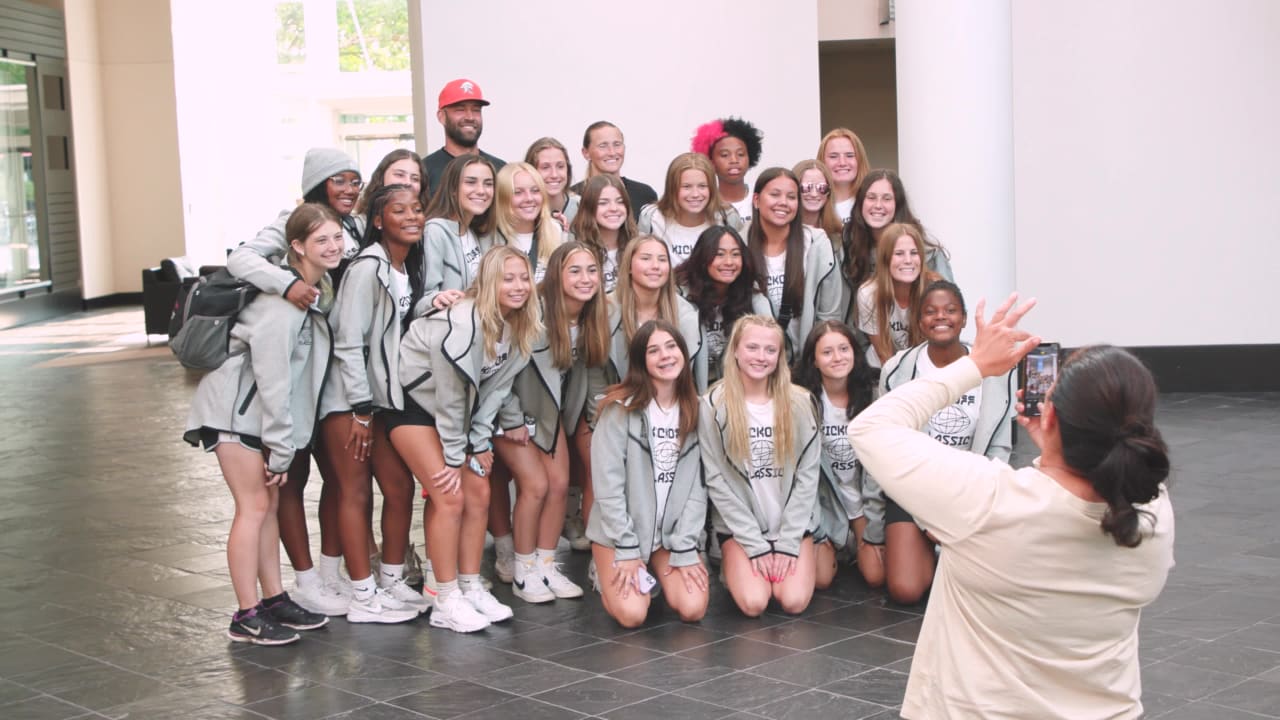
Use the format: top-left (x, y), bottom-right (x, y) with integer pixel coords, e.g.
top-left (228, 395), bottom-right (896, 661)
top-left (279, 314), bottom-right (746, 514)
top-left (438, 78), bottom-right (490, 110)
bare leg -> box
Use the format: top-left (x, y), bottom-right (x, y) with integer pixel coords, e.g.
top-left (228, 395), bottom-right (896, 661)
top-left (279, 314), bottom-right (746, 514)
top-left (884, 521), bottom-right (936, 604)
top-left (257, 484), bottom-right (284, 597)
top-left (313, 447), bottom-right (343, 558)
top-left (772, 537), bottom-right (817, 614)
top-left (573, 417), bottom-right (595, 525)
top-left (369, 416), bottom-right (413, 566)
top-left (814, 540), bottom-right (837, 590)
top-left (536, 429), bottom-right (570, 549)
top-left (459, 465), bottom-right (490, 575)
top-left (322, 414), bottom-right (374, 583)
top-left (216, 443), bottom-right (274, 610)
top-left (488, 461), bottom-right (513, 539)
top-left (720, 538), bottom-right (772, 617)
top-left (651, 548), bottom-right (708, 622)
top-left (276, 450), bottom-right (312, 571)
top-left (591, 544), bottom-right (651, 628)
top-left (851, 516), bottom-right (886, 588)
top-left (390, 425), bottom-right (463, 583)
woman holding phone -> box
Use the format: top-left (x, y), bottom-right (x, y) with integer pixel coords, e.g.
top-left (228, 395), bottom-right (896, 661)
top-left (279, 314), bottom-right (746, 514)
top-left (588, 320), bottom-right (709, 628)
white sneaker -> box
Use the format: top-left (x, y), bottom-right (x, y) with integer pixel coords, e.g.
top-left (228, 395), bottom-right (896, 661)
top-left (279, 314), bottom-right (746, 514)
top-left (323, 574), bottom-right (353, 601)
top-left (513, 559), bottom-right (555, 603)
top-left (290, 581), bottom-right (349, 616)
top-left (563, 514), bottom-right (591, 552)
top-left (379, 576), bottom-right (429, 613)
top-left (429, 592), bottom-right (489, 633)
top-left (463, 587), bottom-right (514, 623)
top-left (540, 555), bottom-right (584, 599)
top-left (424, 567), bottom-right (490, 597)
top-left (346, 587), bottom-right (420, 624)
top-left (588, 558), bottom-right (599, 593)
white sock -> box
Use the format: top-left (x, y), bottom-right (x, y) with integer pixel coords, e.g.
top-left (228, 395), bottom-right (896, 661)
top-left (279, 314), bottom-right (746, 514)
top-left (536, 548), bottom-right (557, 567)
top-left (459, 573), bottom-right (483, 592)
top-left (436, 578), bottom-right (459, 602)
top-left (295, 567), bottom-right (319, 589)
top-left (318, 553), bottom-right (342, 582)
top-left (495, 534), bottom-right (514, 556)
top-left (351, 574), bottom-right (376, 600)
top-left (380, 561), bottom-right (404, 585)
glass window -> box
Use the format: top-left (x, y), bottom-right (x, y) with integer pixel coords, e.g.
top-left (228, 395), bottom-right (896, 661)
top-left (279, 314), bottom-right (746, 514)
top-left (0, 58), bottom-right (42, 291)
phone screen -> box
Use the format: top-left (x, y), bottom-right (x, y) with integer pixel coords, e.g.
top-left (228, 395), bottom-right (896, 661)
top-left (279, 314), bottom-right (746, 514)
top-left (1020, 343), bottom-right (1060, 417)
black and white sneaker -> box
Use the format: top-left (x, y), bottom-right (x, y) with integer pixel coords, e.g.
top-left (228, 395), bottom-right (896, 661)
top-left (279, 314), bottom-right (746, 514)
top-left (263, 593), bottom-right (330, 630)
top-left (228, 607), bottom-right (300, 646)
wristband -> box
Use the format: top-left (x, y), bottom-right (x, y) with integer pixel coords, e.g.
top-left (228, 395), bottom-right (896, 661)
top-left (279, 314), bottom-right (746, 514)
top-left (351, 412), bottom-right (371, 428)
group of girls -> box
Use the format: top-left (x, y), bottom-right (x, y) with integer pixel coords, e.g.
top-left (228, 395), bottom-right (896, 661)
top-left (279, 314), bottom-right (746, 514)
top-left (187, 117), bottom-right (1016, 643)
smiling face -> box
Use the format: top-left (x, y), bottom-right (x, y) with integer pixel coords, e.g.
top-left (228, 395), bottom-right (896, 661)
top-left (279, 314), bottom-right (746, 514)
top-left (676, 168), bottom-right (711, 218)
top-left (754, 175), bottom-right (799, 229)
top-left (326, 172), bottom-right (361, 216)
top-left (439, 100), bottom-right (484, 148)
top-left (534, 147), bottom-right (568, 197)
top-left (510, 170), bottom-right (543, 229)
top-left (498, 255), bottom-right (532, 312)
top-left (711, 136), bottom-right (749, 186)
top-left (584, 125), bottom-right (625, 176)
top-left (560, 248), bottom-right (600, 304)
top-left (919, 288), bottom-right (966, 345)
top-left (375, 189), bottom-right (425, 247)
top-left (813, 330), bottom-right (855, 383)
top-left (595, 185), bottom-right (627, 231)
top-left (799, 168), bottom-right (829, 215)
top-left (383, 158), bottom-right (422, 197)
top-left (734, 324), bottom-right (781, 382)
top-left (630, 239), bottom-right (670, 291)
top-left (889, 233), bottom-right (921, 284)
top-left (822, 137), bottom-right (858, 186)
top-left (458, 162), bottom-right (494, 217)
top-left (861, 178), bottom-right (896, 230)
top-left (707, 233), bottom-right (743, 287)
top-left (294, 219), bottom-right (344, 271)
top-left (645, 329), bottom-right (685, 382)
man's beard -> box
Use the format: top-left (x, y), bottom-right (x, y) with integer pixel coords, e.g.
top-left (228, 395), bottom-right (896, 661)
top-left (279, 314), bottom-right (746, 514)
top-left (445, 122), bottom-right (480, 149)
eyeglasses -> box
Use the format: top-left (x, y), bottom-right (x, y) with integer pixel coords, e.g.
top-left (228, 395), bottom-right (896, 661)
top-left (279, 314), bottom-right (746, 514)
top-left (329, 176), bottom-right (365, 190)
top-left (800, 183), bottom-right (829, 195)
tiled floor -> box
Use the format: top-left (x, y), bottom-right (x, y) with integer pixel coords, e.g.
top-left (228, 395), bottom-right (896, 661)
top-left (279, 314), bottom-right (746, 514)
top-left (1, 308), bottom-right (1278, 719)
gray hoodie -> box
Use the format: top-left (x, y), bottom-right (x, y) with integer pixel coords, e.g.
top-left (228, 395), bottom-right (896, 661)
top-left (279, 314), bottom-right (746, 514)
top-left (414, 218), bottom-right (495, 315)
top-left (184, 285), bottom-right (332, 474)
top-left (605, 294), bottom-right (704, 388)
top-left (398, 299), bottom-right (530, 468)
top-left (228, 211), bottom-right (365, 296)
top-left (698, 384), bottom-right (821, 559)
top-left (585, 398), bottom-right (707, 567)
top-left (763, 226), bottom-right (843, 361)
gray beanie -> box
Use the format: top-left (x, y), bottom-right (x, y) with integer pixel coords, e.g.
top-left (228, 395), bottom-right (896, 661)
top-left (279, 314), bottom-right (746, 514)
top-left (300, 147), bottom-right (359, 195)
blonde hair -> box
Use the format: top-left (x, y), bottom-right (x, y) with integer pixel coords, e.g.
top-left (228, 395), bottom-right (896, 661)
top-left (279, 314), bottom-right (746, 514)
top-left (816, 128), bottom-right (870, 195)
top-left (614, 235), bottom-right (680, 341)
top-left (467, 245), bottom-right (543, 358)
top-left (791, 159), bottom-right (842, 241)
top-left (656, 152), bottom-right (721, 226)
top-left (494, 162), bottom-right (562, 265)
top-left (714, 314), bottom-right (799, 471)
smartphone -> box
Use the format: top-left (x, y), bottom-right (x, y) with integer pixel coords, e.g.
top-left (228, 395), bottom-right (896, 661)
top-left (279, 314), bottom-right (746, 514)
top-left (636, 567), bottom-right (657, 594)
top-left (1019, 343), bottom-right (1061, 417)
top-left (467, 455), bottom-right (487, 477)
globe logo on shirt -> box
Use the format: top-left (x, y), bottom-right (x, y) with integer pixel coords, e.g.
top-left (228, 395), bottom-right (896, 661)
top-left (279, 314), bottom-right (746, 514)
top-left (828, 434), bottom-right (855, 463)
top-left (653, 439), bottom-right (678, 480)
top-left (750, 438), bottom-right (775, 470)
top-left (930, 405), bottom-right (972, 435)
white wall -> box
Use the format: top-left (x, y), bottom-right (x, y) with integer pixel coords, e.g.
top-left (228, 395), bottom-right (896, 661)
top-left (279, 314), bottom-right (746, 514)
top-left (1011, 0), bottom-right (1280, 347)
top-left (413, 0), bottom-right (823, 197)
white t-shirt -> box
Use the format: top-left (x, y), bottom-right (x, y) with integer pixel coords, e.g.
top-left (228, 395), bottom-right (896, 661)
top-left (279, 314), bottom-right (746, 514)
top-left (834, 197), bottom-right (855, 225)
top-left (647, 399), bottom-right (681, 544)
top-left (704, 307), bottom-right (725, 373)
top-left (916, 349), bottom-right (982, 452)
top-left (602, 249), bottom-right (619, 294)
top-left (855, 283), bottom-right (910, 368)
top-left (461, 230), bottom-right (482, 279)
top-left (764, 251), bottom-right (787, 312)
top-left (746, 399), bottom-right (784, 541)
top-left (820, 390), bottom-right (863, 519)
top-left (730, 195), bottom-right (753, 228)
top-left (389, 265), bottom-right (411, 322)
top-left (512, 231), bottom-right (534, 256)
top-left (479, 325), bottom-right (511, 381)
top-left (663, 220), bottom-right (708, 269)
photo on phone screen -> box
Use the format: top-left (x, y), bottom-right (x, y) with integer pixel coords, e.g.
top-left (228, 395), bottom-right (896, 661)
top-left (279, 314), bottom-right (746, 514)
top-left (1020, 343), bottom-right (1061, 417)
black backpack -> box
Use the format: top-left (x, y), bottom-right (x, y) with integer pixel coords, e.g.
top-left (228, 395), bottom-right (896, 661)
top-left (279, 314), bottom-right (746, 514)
top-left (168, 268), bottom-right (260, 370)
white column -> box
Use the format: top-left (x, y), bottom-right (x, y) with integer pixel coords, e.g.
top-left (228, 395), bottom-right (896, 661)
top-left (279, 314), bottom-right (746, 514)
top-left (895, 0), bottom-right (1014, 333)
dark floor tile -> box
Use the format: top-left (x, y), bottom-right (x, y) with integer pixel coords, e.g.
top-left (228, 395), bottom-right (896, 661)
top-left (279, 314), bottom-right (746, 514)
top-left (1158, 701), bottom-right (1276, 719)
top-left (211, 667), bottom-right (314, 706)
top-left (244, 685), bottom-right (371, 719)
top-left (747, 652), bottom-right (870, 687)
top-left (0, 677), bottom-right (41, 705)
top-left (489, 626), bottom-right (601, 659)
top-left (612, 622), bottom-right (728, 653)
top-left (599, 692), bottom-right (734, 720)
top-left (0, 638), bottom-right (84, 678)
top-left (1139, 691), bottom-right (1190, 718)
top-left (273, 651), bottom-right (450, 701)
top-left (546, 641), bottom-right (667, 674)
top-left (814, 634), bottom-right (915, 666)
top-left (389, 680), bottom-right (517, 719)
top-left (754, 689), bottom-right (885, 720)
top-left (0, 694), bottom-right (94, 719)
top-left (676, 671), bottom-right (805, 711)
top-left (456, 697), bottom-right (585, 719)
top-left (326, 703), bottom-right (434, 719)
top-left (740, 619), bottom-right (859, 650)
top-left (532, 677), bottom-right (658, 715)
top-left (606, 654), bottom-right (733, 693)
top-left (1222, 622), bottom-right (1280, 655)
top-left (1140, 628), bottom-right (1209, 665)
top-left (1141, 661), bottom-right (1249, 701)
top-left (1165, 638), bottom-right (1280, 678)
top-left (1205, 678), bottom-right (1280, 717)
top-left (474, 659), bottom-right (594, 696)
top-left (694, 609), bottom-right (788, 635)
top-left (10, 658), bottom-right (171, 712)
top-left (870, 616), bottom-right (923, 643)
top-left (674, 636), bottom-right (799, 670)
top-left (807, 604), bottom-right (919, 634)
top-left (100, 690), bottom-right (264, 720)
top-left (821, 667), bottom-right (908, 707)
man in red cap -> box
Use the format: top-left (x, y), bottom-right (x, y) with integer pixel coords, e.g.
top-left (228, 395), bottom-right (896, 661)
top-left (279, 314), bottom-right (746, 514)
top-left (423, 78), bottom-right (506, 199)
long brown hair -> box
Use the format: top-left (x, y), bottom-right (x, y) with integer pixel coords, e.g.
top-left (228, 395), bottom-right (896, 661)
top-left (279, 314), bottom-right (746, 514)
top-left (615, 235), bottom-right (680, 341)
top-left (862, 223), bottom-right (939, 361)
top-left (570, 174), bottom-right (637, 263)
top-left (792, 159), bottom-right (842, 241)
top-left (424, 154), bottom-right (495, 237)
top-left (356, 148), bottom-right (424, 215)
top-left (746, 168), bottom-right (806, 317)
top-left (599, 319), bottom-right (699, 443)
top-left (655, 152), bottom-right (721, 226)
top-left (538, 242), bottom-right (610, 369)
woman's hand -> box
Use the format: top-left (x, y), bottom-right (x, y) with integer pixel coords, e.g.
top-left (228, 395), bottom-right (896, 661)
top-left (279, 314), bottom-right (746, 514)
top-left (751, 554), bottom-right (772, 581)
top-left (664, 561), bottom-right (709, 594)
top-left (263, 463), bottom-right (286, 487)
top-left (432, 289), bottom-right (465, 309)
top-left (612, 558), bottom-right (644, 599)
top-left (970, 293), bottom-right (1039, 378)
top-left (504, 425), bottom-right (530, 446)
top-left (1015, 388), bottom-right (1049, 450)
top-left (431, 465), bottom-right (462, 494)
top-left (771, 553), bottom-right (797, 582)
top-left (551, 211), bottom-right (569, 232)
top-left (470, 450), bottom-right (494, 477)
top-left (345, 414), bottom-right (372, 462)
top-left (284, 282), bottom-right (320, 310)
